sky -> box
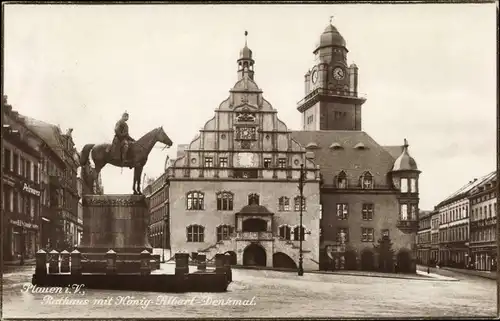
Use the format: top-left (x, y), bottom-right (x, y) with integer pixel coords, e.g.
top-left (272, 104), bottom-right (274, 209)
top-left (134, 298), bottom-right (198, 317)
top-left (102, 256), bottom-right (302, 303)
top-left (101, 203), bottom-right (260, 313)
top-left (3, 3), bottom-right (497, 210)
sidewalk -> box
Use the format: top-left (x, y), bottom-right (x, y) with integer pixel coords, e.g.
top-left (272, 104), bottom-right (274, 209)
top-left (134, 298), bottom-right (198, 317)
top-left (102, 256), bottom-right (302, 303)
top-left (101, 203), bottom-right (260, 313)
top-left (441, 267), bottom-right (497, 280)
top-left (3, 258), bottom-right (36, 266)
top-left (227, 264), bottom-right (457, 281)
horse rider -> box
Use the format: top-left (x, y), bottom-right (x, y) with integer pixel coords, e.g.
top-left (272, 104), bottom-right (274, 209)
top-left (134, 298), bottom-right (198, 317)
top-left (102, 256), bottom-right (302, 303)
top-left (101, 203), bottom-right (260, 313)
top-left (114, 112), bottom-right (135, 167)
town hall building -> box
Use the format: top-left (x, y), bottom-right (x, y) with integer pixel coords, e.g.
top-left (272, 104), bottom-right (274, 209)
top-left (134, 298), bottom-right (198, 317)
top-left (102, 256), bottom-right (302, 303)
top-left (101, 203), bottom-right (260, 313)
top-left (163, 20), bottom-right (421, 272)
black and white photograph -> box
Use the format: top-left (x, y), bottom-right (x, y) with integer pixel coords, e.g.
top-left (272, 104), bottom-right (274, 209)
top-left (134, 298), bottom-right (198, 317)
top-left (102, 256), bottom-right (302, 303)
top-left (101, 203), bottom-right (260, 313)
top-left (1, 2), bottom-right (498, 319)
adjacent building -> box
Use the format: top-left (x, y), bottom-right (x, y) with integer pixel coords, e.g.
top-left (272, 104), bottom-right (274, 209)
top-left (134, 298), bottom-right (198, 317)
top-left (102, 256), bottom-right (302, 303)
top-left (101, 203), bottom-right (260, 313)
top-left (144, 172), bottom-right (169, 250)
top-left (416, 210), bottom-right (432, 265)
top-left (429, 209), bottom-right (440, 265)
top-left (163, 21), bottom-right (420, 272)
top-left (23, 118), bottom-right (80, 250)
top-left (469, 171), bottom-right (497, 271)
top-left (2, 95), bottom-right (88, 253)
top-left (429, 171), bottom-right (495, 269)
top-left (2, 97), bottom-right (42, 263)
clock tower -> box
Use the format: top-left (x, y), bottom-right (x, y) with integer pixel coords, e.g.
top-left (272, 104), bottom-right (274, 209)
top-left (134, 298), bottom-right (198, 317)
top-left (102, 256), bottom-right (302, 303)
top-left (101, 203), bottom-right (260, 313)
top-left (298, 19), bottom-right (366, 131)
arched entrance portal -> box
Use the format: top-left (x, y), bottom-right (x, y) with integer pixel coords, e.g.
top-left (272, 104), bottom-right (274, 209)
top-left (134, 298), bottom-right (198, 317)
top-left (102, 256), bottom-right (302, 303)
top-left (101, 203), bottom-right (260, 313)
top-left (360, 249), bottom-right (375, 271)
top-left (242, 218), bottom-right (267, 232)
top-left (397, 250), bottom-right (412, 273)
top-left (273, 252), bottom-right (297, 269)
top-left (224, 251), bottom-right (237, 265)
top-left (243, 243), bottom-right (266, 267)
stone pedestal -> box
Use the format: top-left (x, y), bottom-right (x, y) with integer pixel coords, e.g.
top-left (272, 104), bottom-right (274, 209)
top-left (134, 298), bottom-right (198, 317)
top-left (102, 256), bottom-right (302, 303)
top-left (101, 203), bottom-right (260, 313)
top-left (79, 195), bottom-right (152, 254)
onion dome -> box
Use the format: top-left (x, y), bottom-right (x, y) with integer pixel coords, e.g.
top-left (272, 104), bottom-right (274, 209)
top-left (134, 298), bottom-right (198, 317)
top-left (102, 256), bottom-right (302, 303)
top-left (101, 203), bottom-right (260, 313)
top-left (239, 31), bottom-right (253, 61)
top-left (392, 139), bottom-right (419, 172)
top-left (315, 22), bottom-right (347, 52)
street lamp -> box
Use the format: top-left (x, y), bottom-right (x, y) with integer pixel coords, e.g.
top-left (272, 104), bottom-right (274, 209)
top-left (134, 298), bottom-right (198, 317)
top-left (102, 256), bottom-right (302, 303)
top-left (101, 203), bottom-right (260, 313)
top-left (297, 164), bottom-right (306, 276)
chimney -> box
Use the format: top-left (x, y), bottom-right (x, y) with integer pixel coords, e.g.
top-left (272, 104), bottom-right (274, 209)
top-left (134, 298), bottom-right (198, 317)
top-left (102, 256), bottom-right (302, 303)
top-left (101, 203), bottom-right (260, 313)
top-left (304, 71), bottom-right (311, 95)
top-left (349, 64), bottom-right (359, 95)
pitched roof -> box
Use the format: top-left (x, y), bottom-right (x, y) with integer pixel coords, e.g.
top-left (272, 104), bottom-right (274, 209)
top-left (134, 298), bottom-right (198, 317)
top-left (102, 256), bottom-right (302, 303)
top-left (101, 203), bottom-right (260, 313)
top-left (291, 130), bottom-right (397, 188)
top-left (237, 204), bottom-right (273, 215)
top-left (438, 171), bottom-right (496, 206)
top-left (383, 146), bottom-right (404, 160)
top-left (22, 116), bottom-right (65, 160)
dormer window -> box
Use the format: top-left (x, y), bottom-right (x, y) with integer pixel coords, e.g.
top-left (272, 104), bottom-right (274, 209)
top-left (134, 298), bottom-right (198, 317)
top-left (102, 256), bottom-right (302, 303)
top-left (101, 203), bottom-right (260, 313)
top-left (306, 142), bottom-right (319, 149)
top-left (337, 171), bottom-right (348, 189)
top-left (354, 142), bottom-right (366, 149)
top-left (329, 143), bottom-right (343, 150)
top-left (361, 172), bottom-right (373, 189)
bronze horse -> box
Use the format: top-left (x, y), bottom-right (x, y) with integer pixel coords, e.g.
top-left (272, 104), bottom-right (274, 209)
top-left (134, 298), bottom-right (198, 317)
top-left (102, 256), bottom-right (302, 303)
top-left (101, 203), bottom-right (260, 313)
top-left (79, 127), bottom-right (173, 195)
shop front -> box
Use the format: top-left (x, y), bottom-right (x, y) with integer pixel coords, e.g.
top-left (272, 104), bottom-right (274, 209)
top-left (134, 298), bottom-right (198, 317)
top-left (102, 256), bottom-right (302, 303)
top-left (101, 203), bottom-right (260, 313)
top-left (8, 180), bottom-right (41, 263)
top-left (471, 245), bottom-right (497, 271)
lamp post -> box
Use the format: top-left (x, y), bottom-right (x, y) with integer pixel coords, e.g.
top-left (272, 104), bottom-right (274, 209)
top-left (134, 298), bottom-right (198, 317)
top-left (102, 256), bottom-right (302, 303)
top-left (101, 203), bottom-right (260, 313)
top-left (297, 164), bottom-right (306, 276)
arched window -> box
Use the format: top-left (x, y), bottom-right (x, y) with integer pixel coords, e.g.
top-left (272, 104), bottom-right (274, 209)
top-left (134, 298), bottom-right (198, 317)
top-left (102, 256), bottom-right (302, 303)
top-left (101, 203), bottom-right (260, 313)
top-left (278, 197), bottom-right (290, 211)
top-left (187, 225), bottom-right (204, 242)
top-left (294, 196), bottom-right (306, 212)
top-left (216, 225), bottom-right (234, 242)
top-left (248, 193), bottom-right (259, 205)
top-left (337, 171), bottom-right (347, 189)
top-left (186, 191), bottom-right (204, 210)
top-left (293, 225), bottom-right (306, 241)
top-left (361, 172), bottom-right (373, 189)
top-left (279, 225), bottom-right (291, 240)
top-left (216, 192), bottom-right (233, 211)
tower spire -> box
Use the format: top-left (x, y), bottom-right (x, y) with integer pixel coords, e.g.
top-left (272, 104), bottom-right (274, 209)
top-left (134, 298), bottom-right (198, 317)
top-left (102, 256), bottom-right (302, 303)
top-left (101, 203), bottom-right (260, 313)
top-left (238, 30), bottom-right (254, 80)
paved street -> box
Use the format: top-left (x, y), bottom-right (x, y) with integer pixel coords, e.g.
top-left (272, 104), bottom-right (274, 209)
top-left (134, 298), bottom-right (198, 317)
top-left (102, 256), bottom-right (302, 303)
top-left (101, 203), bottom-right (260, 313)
top-left (2, 264), bottom-right (496, 318)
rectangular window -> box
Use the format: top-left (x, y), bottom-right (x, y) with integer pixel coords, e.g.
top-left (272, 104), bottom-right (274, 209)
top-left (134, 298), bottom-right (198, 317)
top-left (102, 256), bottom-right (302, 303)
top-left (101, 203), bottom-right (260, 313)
top-left (400, 178), bottom-right (408, 193)
top-left (26, 161), bottom-right (32, 181)
top-left (278, 197), bottom-right (290, 211)
top-left (362, 203), bottom-right (374, 220)
top-left (278, 158), bottom-right (287, 168)
top-left (264, 158), bottom-right (272, 168)
top-left (204, 157), bottom-right (213, 168)
top-left (25, 196), bottom-right (30, 216)
top-left (13, 153), bottom-right (19, 175)
top-left (410, 178), bottom-right (417, 193)
top-left (336, 203), bottom-right (349, 220)
top-left (20, 158), bottom-right (25, 177)
top-left (361, 228), bottom-right (374, 242)
top-left (33, 163), bottom-right (39, 183)
top-left (400, 204), bottom-right (408, 220)
top-left (410, 205), bottom-right (417, 220)
top-left (219, 157), bottom-right (228, 168)
top-left (4, 149), bottom-right (11, 171)
top-left (336, 228), bottom-right (349, 243)
top-left (488, 204), bottom-right (492, 218)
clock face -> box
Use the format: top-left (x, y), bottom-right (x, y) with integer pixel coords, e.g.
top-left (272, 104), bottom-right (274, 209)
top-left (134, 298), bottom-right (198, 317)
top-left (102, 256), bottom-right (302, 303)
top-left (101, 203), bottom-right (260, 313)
top-left (311, 70), bottom-right (318, 84)
top-left (332, 67), bottom-right (345, 80)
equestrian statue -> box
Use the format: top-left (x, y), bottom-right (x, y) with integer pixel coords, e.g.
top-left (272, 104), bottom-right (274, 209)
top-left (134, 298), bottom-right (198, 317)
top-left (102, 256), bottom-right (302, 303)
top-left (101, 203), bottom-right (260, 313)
top-left (79, 112), bottom-right (173, 195)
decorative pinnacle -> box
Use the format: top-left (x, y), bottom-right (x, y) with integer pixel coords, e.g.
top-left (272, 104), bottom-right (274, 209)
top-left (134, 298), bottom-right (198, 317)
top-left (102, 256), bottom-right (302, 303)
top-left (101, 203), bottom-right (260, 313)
top-left (244, 30), bottom-right (248, 46)
top-left (330, 15), bottom-right (334, 24)
top-left (403, 138), bottom-right (409, 149)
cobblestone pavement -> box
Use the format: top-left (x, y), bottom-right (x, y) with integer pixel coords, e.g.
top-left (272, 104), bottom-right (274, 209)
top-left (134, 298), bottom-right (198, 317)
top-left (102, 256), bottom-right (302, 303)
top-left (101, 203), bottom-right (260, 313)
top-left (2, 264), bottom-right (496, 319)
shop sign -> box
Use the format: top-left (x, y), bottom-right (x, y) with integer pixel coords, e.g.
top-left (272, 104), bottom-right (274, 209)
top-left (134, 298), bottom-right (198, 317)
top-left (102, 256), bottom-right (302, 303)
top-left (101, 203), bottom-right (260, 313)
top-left (21, 183), bottom-right (41, 197)
top-left (10, 219), bottom-right (39, 230)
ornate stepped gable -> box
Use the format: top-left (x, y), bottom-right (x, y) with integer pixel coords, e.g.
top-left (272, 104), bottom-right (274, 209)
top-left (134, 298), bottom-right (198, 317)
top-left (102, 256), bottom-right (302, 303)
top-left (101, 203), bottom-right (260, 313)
top-left (167, 33), bottom-right (318, 178)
